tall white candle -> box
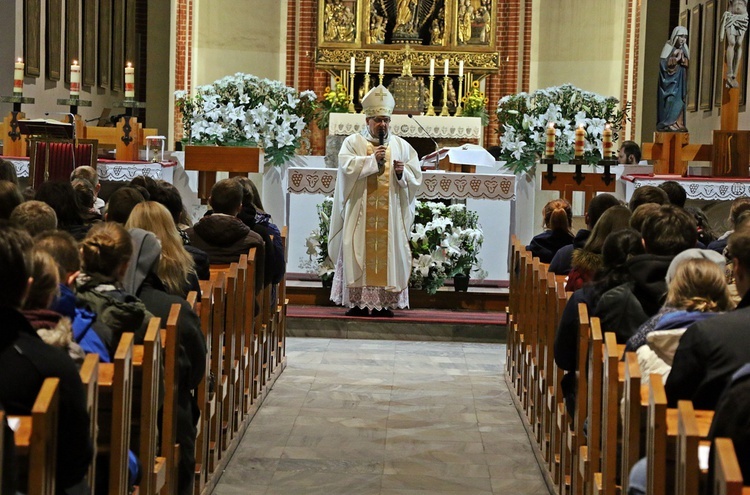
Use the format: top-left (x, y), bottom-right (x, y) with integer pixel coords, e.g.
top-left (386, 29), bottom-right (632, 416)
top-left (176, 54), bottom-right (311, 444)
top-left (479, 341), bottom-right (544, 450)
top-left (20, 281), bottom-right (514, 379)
top-left (125, 62), bottom-right (135, 98)
top-left (13, 58), bottom-right (24, 95)
top-left (459, 60), bottom-right (464, 77)
top-left (70, 60), bottom-right (80, 97)
top-left (365, 56), bottom-right (370, 74)
top-left (379, 58), bottom-right (384, 75)
top-left (350, 57), bottom-right (355, 74)
top-left (430, 58), bottom-right (435, 76)
top-left (444, 59), bottom-right (449, 76)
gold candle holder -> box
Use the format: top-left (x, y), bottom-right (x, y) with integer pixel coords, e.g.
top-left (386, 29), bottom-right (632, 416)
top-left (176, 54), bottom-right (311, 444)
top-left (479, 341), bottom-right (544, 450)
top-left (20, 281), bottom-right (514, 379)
top-left (378, 73), bottom-right (384, 86)
top-left (455, 75), bottom-right (464, 117)
top-left (440, 75), bottom-right (450, 116)
top-left (348, 70), bottom-right (356, 113)
top-left (426, 75), bottom-right (436, 116)
top-left (361, 73), bottom-right (371, 114)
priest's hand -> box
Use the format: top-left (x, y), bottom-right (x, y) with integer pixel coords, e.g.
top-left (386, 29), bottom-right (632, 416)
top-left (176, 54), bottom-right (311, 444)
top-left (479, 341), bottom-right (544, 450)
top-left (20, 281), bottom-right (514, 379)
top-left (393, 160), bottom-right (404, 179)
top-left (374, 145), bottom-right (387, 163)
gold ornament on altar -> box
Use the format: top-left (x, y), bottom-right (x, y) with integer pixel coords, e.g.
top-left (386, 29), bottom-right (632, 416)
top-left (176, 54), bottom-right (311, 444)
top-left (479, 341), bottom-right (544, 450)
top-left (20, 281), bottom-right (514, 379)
top-left (457, 0), bottom-right (492, 46)
top-left (386, 46), bottom-right (425, 114)
top-left (323, 0), bottom-right (358, 42)
top-left (379, 0), bottom-right (439, 44)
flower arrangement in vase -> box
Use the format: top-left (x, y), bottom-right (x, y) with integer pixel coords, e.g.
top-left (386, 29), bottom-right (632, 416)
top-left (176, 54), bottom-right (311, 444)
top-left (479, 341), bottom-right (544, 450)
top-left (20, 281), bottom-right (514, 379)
top-left (461, 81), bottom-right (490, 126)
top-left (316, 79), bottom-right (351, 129)
top-left (174, 73), bottom-right (317, 166)
top-left (302, 197), bottom-right (335, 285)
top-left (495, 84), bottom-right (629, 174)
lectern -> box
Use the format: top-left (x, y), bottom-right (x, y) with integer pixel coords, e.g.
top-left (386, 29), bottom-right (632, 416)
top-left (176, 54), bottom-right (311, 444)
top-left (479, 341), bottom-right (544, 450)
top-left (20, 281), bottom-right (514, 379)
top-left (184, 146), bottom-right (260, 202)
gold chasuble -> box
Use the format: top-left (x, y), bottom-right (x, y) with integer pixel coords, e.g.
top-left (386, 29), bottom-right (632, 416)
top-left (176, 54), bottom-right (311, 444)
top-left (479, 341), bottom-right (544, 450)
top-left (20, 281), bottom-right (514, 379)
top-left (365, 143), bottom-right (392, 288)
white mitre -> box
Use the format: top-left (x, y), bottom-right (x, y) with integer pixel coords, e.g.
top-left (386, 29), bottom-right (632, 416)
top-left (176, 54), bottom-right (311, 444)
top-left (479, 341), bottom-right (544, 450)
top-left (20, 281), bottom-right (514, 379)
top-left (361, 85), bottom-right (395, 117)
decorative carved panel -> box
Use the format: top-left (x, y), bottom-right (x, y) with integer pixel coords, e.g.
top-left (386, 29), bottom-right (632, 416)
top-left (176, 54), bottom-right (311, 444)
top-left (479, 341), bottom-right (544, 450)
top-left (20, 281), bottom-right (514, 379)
top-left (319, 0), bottom-right (361, 46)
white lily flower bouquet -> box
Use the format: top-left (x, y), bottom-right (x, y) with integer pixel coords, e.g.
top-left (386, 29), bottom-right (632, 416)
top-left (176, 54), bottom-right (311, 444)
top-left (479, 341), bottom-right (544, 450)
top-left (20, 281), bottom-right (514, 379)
top-left (301, 197), bottom-right (335, 284)
top-left (409, 201), bottom-right (485, 294)
top-left (496, 84), bottom-right (629, 174)
top-left (175, 73), bottom-right (318, 166)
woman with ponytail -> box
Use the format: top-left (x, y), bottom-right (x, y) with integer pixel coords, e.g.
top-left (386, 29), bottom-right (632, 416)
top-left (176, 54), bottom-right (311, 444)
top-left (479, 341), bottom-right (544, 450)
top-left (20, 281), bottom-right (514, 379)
top-left (527, 198), bottom-right (574, 263)
top-left (626, 250), bottom-right (733, 380)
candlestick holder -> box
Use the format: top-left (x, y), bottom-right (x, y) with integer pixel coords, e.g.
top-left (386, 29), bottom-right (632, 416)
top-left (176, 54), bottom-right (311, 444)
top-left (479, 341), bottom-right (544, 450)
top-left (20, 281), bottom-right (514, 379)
top-left (57, 97), bottom-right (92, 117)
top-left (455, 75), bottom-right (464, 117)
top-left (0, 95), bottom-right (35, 143)
top-left (114, 99), bottom-right (147, 145)
top-left (440, 75), bottom-right (450, 117)
top-left (426, 75), bottom-right (436, 116)
top-left (569, 158), bottom-right (588, 185)
top-left (597, 155), bottom-right (618, 186)
top-left (378, 73), bottom-right (384, 86)
top-left (540, 156), bottom-right (561, 185)
top-left (361, 73), bottom-right (371, 114)
top-left (348, 71), bottom-right (356, 113)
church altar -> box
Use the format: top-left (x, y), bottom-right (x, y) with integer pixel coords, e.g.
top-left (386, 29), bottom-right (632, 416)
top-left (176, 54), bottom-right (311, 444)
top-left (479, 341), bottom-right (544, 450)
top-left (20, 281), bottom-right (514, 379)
top-left (327, 114), bottom-right (483, 140)
top-left (621, 174), bottom-right (750, 201)
top-left (6, 156), bottom-right (177, 183)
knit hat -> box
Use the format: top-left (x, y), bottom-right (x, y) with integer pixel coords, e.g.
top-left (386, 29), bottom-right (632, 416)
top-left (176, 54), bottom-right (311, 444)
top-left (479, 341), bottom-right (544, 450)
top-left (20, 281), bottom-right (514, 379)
top-left (665, 248), bottom-right (726, 284)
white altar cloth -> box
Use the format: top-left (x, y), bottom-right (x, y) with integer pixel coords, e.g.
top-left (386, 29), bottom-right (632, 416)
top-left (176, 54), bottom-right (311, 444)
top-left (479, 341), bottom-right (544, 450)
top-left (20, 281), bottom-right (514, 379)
top-left (328, 114), bottom-right (483, 140)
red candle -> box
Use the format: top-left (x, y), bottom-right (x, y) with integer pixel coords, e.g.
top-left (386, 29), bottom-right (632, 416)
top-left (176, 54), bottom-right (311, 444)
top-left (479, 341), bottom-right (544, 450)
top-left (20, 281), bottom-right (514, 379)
top-left (13, 58), bottom-right (24, 95)
top-left (70, 60), bottom-right (80, 98)
top-left (545, 123), bottom-right (556, 158)
top-left (574, 125), bottom-right (586, 158)
top-left (125, 62), bottom-right (135, 98)
top-left (602, 124), bottom-right (613, 158)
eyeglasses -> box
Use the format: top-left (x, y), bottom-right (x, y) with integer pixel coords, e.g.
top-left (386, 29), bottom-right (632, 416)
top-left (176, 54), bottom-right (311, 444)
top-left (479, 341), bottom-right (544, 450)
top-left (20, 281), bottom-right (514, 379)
top-left (371, 117), bottom-right (391, 124)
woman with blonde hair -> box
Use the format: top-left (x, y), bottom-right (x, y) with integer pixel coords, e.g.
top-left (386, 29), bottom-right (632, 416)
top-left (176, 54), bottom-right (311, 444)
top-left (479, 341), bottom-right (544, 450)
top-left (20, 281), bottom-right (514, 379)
top-left (527, 198), bottom-right (574, 263)
top-left (626, 249), bottom-right (734, 379)
top-left (125, 201), bottom-right (199, 298)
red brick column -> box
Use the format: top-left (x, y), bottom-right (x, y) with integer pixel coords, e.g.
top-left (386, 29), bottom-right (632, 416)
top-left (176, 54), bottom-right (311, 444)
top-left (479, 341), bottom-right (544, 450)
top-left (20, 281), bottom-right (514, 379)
top-left (173, 0), bottom-right (194, 141)
top-left (622, 0), bottom-right (641, 141)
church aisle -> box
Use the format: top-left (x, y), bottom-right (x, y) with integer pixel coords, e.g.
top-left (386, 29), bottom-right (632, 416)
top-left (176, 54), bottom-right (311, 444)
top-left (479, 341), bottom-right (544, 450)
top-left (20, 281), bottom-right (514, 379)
top-left (213, 338), bottom-right (548, 495)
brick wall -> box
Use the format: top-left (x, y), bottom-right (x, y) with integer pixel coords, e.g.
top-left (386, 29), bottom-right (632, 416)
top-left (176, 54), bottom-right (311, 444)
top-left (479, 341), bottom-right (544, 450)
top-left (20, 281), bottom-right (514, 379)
top-left (622, 0), bottom-right (641, 141)
top-left (173, 0), bottom-right (193, 141)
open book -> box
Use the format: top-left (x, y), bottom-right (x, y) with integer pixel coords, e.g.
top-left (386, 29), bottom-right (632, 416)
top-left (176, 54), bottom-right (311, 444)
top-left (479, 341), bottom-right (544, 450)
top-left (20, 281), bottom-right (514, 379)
top-left (17, 119), bottom-right (75, 139)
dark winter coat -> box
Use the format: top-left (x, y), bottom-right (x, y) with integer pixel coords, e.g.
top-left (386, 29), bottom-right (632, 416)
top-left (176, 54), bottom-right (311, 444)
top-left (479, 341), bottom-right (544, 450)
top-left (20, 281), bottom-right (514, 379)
top-left (527, 229), bottom-right (575, 264)
top-left (549, 229), bottom-right (590, 275)
top-left (186, 214), bottom-right (263, 265)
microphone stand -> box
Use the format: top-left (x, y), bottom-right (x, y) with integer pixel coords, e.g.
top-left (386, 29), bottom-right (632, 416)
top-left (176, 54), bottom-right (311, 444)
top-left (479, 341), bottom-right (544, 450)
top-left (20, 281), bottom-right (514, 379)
top-left (408, 114), bottom-right (440, 170)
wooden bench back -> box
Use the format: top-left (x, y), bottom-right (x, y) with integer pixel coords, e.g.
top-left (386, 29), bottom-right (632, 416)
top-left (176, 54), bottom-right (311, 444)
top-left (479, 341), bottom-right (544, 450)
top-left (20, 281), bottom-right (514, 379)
top-left (79, 353), bottom-right (99, 494)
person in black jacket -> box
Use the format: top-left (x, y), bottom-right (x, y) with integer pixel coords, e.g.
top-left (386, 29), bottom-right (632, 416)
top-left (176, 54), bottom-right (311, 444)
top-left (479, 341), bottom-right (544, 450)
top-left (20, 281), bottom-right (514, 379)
top-left (527, 198), bottom-right (574, 263)
top-left (0, 224), bottom-right (92, 492)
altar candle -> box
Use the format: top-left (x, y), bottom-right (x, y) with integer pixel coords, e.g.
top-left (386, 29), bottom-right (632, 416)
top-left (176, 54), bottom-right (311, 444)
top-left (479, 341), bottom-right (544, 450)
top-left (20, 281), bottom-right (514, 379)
top-left (350, 56), bottom-right (355, 74)
top-left (125, 62), bottom-right (135, 98)
top-left (545, 123), bottom-right (556, 159)
top-left (365, 56), bottom-right (370, 74)
top-left (574, 125), bottom-right (586, 158)
top-left (13, 58), bottom-right (24, 95)
top-left (602, 123), bottom-right (613, 158)
top-left (430, 58), bottom-right (435, 76)
top-left (379, 58), bottom-right (384, 75)
top-left (70, 60), bottom-right (80, 97)
top-left (444, 59), bottom-right (449, 76)
top-left (459, 60), bottom-right (464, 77)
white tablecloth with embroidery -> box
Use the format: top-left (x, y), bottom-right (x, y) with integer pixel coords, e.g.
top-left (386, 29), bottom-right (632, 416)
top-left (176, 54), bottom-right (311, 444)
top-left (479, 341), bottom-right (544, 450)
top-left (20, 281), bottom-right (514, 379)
top-left (7, 156), bottom-right (176, 182)
top-left (622, 174), bottom-right (750, 200)
top-left (328, 114), bottom-right (483, 140)
top-left (287, 167), bottom-right (515, 201)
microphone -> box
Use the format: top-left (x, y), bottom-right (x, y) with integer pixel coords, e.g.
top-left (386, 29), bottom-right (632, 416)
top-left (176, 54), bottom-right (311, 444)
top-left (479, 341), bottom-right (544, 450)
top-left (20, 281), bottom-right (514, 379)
top-left (408, 114), bottom-right (440, 170)
top-left (378, 129), bottom-right (385, 167)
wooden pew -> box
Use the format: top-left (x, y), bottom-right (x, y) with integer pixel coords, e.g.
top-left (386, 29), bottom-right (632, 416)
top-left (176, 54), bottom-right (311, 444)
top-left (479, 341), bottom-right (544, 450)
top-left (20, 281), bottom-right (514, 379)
top-left (506, 236), bottom-right (521, 378)
top-left (276, 226), bottom-right (289, 367)
top-left (597, 332), bottom-right (621, 495)
top-left (675, 400), bottom-right (701, 495)
top-left (133, 318), bottom-right (166, 495)
top-left (98, 332), bottom-right (134, 495)
top-left (714, 438), bottom-right (749, 495)
top-left (579, 317), bottom-right (603, 495)
top-left (568, 303), bottom-right (590, 495)
top-left (79, 353), bottom-right (99, 494)
top-left (243, 248), bottom-right (259, 410)
top-left (548, 276), bottom-right (569, 486)
top-left (621, 352), bottom-right (642, 495)
top-left (161, 303), bottom-right (183, 495)
top-left (208, 272), bottom-right (226, 470)
top-left (191, 285), bottom-right (213, 495)
top-left (10, 377), bottom-right (60, 495)
top-left (219, 264), bottom-right (239, 449)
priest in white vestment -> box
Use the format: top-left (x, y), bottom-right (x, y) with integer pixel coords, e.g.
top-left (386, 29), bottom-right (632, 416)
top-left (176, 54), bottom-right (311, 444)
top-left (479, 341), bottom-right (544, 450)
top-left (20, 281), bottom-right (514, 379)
top-left (328, 85), bottom-right (422, 317)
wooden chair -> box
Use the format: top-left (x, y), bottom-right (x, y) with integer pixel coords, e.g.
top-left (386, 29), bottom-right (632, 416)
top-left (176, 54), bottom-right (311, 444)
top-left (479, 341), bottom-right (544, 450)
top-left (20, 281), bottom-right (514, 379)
top-left (97, 333), bottom-right (134, 495)
top-left (621, 352), bottom-right (642, 495)
top-left (714, 438), bottom-right (747, 495)
top-left (10, 377), bottom-right (60, 495)
top-left (161, 304), bottom-right (183, 495)
top-left (191, 285), bottom-right (212, 495)
top-left (133, 319), bottom-right (166, 495)
top-left (79, 353), bottom-right (99, 494)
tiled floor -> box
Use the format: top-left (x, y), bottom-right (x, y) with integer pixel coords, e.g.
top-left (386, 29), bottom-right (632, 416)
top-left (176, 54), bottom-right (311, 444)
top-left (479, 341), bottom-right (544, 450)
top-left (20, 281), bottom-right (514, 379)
top-left (213, 338), bottom-right (549, 495)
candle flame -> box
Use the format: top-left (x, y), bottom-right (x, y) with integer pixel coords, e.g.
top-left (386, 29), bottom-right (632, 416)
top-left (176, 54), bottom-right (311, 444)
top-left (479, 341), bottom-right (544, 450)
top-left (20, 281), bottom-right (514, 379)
top-left (605, 123), bottom-right (611, 130)
top-left (17, 58), bottom-right (22, 63)
top-left (73, 60), bottom-right (78, 66)
top-left (127, 62), bottom-right (132, 68)
top-left (548, 123), bottom-right (555, 129)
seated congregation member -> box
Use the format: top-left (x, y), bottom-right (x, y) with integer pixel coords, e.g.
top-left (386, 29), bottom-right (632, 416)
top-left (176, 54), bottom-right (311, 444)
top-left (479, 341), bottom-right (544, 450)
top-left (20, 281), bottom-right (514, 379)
top-left (629, 203), bottom-right (661, 233)
top-left (149, 181), bottom-right (210, 279)
top-left (549, 193), bottom-right (621, 275)
top-left (628, 184), bottom-right (669, 212)
top-left (9, 200), bottom-right (57, 236)
top-left (186, 178), bottom-right (263, 264)
top-left (594, 204), bottom-right (697, 342)
top-left (72, 177), bottom-right (103, 224)
top-left (0, 159), bottom-right (19, 184)
top-left (565, 205), bottom-right (631, 291)
top-left (0, 180), bottom-right (23, 220)
top-left (618, 140), bottom-right (642, 165)
top-left (707, 196), bottom-right (750, 254)
top-left (120, 227), bottom-right (206, 495)
top-left (76, 222), bottom-right (152, 352)
top-left (22, 249), bottom-right (86, 366)
top-left (104, 186), bottom-right (145, 224)
top-left (658, 180), bottom-right (687, 208)
top-left (527, 198), bottom-right (574, 264)
top-left (125, 201), bottom-right (200, 298)
top-left (0, 224), bottom-right (92, 492)
top-left (232, 176), bottom-right (286, 285)
top-left (555, 228), bottom-right (645, 415)
top-left (685, 205), bottom-right (717, 248)
top-left (666, 220), bottom-right (750, 409)
top-left (35, 180), bottom-right (90, 240)
top-left (626, 250), bottom-right (733, 380)
top-left (71, 165), bottom-right (105, 213)
top-left (35, 230), bottom-right (111, 362)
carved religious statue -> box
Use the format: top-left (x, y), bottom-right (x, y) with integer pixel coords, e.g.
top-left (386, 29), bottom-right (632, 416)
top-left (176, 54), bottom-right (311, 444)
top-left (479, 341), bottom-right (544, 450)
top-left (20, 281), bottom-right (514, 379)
top-left (456, 0), bottom-right (492, 46)
top-left (657, 26), bottom-right (689, 132)
top-left (380, 0), bottom-right (438, 44)
top-left (430, 7), bottom-right (445, 45)
top-left (324, 0), bottom-right (357, 42)
top-left (369, 0), bottom-right (387, 43)
top-left (721, 0), bottom-right (749, 88)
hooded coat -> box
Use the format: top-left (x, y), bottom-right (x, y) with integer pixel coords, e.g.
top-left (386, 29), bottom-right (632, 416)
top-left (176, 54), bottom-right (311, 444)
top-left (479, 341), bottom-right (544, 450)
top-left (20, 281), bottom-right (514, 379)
top-left (51, 283), bottom-right (111, 362)
top-left (186, 214), bottom-right (263, 265)
top-left (22, 308), bottom-right (86, 367)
